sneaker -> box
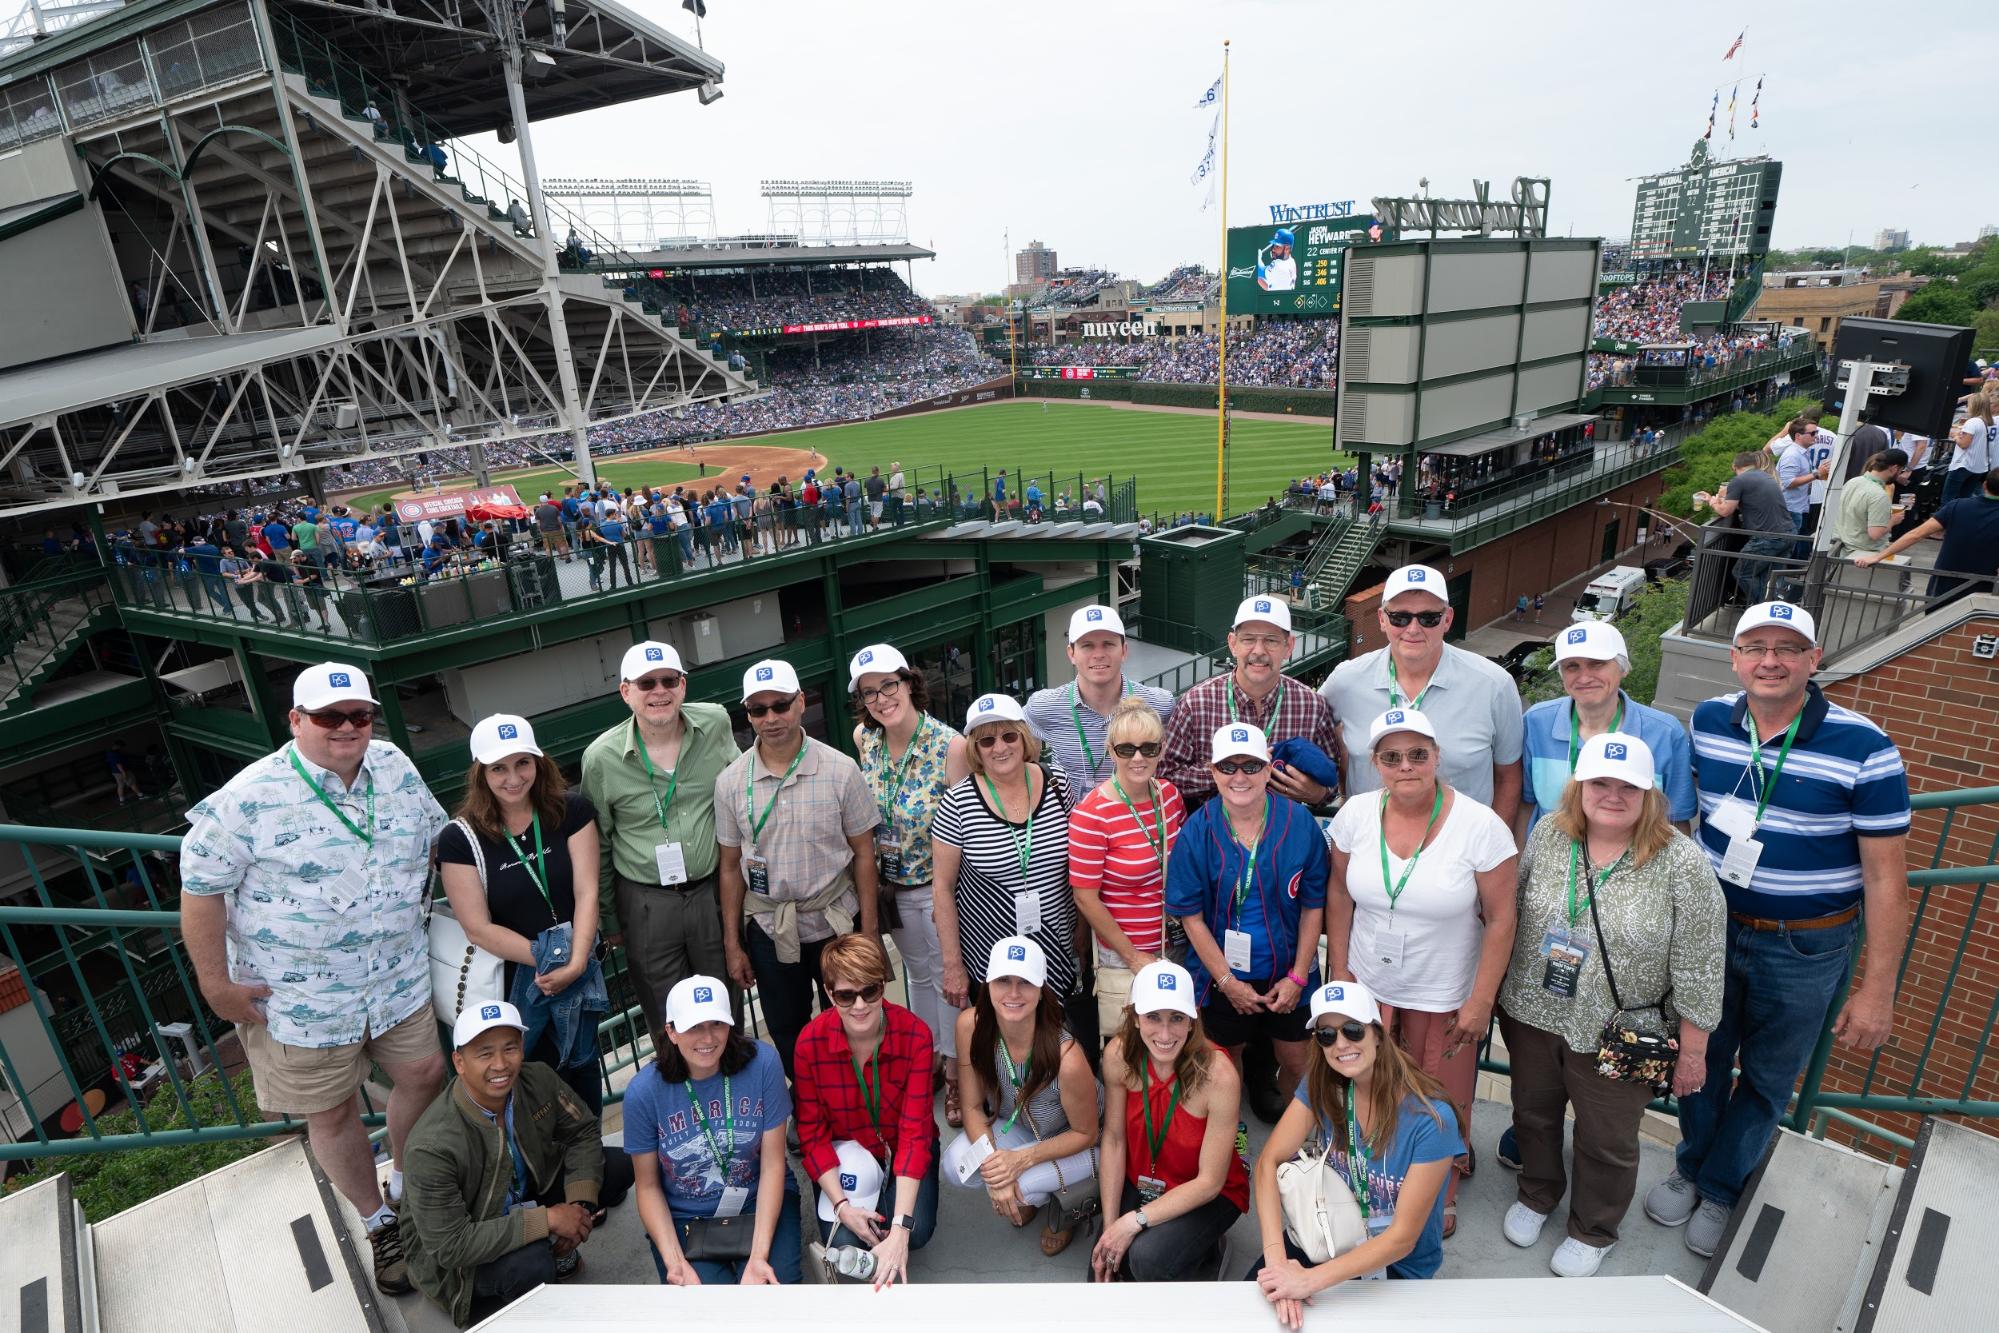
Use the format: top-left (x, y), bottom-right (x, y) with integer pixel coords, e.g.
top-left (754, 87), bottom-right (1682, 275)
top-left (1502, 1202), bottom-right (1550, 1248)
top-left (1496, 1126), bottom-right (1523, 1171)
top-left (553, 1250), bottom-right (584, 1282)
top-left (368, 1219), bottom-right (413, 1295)
top-left (1550, 1236), bottom-right (1612, 1278)
top-left (1686, 1200), bottom-right (1730, 1258)
top-left (1643, 1172), bottom-right (1700, 1227)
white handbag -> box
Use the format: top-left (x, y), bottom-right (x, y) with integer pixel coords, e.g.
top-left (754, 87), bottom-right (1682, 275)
top-left (1275, 1132), bottom-right (1367, 1264)
top-left (427, 818), bottom-right (505, 1025)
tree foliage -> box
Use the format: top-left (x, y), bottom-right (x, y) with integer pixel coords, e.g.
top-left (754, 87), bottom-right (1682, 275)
top-left (1654, 393), bottom-right (1824, 521)
top-left (1518, 578), bottom-right (1692, 708)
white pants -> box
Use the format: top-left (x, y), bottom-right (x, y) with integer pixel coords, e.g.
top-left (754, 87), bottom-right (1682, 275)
top-left (941, 1122), bottom-right (1097, 1207)
top-left (889, 886), bottom-right (957, 1059)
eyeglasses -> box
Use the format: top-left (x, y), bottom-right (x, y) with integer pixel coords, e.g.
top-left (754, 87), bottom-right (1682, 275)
top-left (975, 729), bottom-right (1023, 749)
top-left (828, 982), bottom-right (885, 1007)
top-left (1111, 742), bottom-right (1163, 759)
top-left (630, 672), bottom-right (684, 693)
top-left (1213, 759), bottom-right (1267, 776)
top-left (858, 677), bottom-right (905, 706)
top-left (1384, 610), bottom-right (1446, 628)
top-left (1233, 633), bottom-right (1288, 650)
top-left (304, 707), bottom-right (377, 730)
top-left (1734, 643), bottom-right (1811, 662)
top-left (1313, 1020), bottom-right (1370, 1047)
top-left (1376, 747), bottom-right (1433, 768)
top-left (744, 694), bottom-right (798, 718)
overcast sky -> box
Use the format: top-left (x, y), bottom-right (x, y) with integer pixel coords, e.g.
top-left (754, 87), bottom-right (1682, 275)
top-left (522, 0), bottom-right (1998, 295)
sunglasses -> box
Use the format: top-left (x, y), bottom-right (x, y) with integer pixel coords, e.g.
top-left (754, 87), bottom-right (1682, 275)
top-left (1376, 747), bottom-right (1433, 768)
top-left (829, 982), bottom-right (886, 1007)
top-left (975, 729), bottom-right (1023, 749)
top-left (1112, 742), bottom-right (1163, 759)
top-left (304, 707), bottom-right (377, 730)
top-left (744, 695), bottom-right (798, 718)
top-left (1313, 1020), bottom-right (1370, 1046)
top-left (630, 672), bottom-right (685, 693)
top-left (1384, 610), bottom-right (1446, 628)
top-left (1214, 759), bottom-right (1267, 775)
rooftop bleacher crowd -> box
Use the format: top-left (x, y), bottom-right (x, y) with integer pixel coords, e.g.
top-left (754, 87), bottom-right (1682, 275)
top-left (656, 268), bottom-right (931, 332)
top-left (1591, 270), bottom-right (1735, 345)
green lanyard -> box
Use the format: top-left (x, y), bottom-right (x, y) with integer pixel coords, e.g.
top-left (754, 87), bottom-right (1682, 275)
top-left (1567, 698), bottom-right (1626, 772)
top-left (746, 744), bottom-right (808, 847)
top-left (996, 1042), bottom-right (1031, 1133)
top-left (1140, 1058), bottom-right (1181, 1174)
top-left (1226, 677), bottom-right (1284, 725)
top-left (876, 716), bottom-right (930, 831)
top-left (1564, 841), bottom-right (1630, 928)
top-left (1069, 679), bottom-right (1128, 781)
top-left (1221, 800), bottom-right (1264, 922)
top-left (685, 1074), bottom-right (735, 1176)
top-left (636, 725), bottom-right (679, 831)
top-left (1744, 710), bottom-right (1803, 824)
top-left (501, 812), bottom-right (553, 919)
top-left (981, 772), bottom-right (1036, 880)
top-left (289, 747), bottom-right (375, 846)
top-left (1387, 659), bottom-right (1430, 711)
top-left (850, 1048), bottom-right (882, 1132)
top-left (1344, 1091), bottom-right (1374, 1218)
top-left (1377, 785), bottom-right (1444, 915)
top-left (1112, 777), bottom-right (1168, 878)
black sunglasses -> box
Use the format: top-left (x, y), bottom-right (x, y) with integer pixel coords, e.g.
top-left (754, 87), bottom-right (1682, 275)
top-left (828, 982), bottom-right (885, 1007)
top-left (1385, 610), bottom-right (1446, 628)
top-left (630, 672), bottom-right (685, 692)
top-left (1112, 742), bottom-right (1163, 758)
top-left (304, 707), bottom-right (377, 730)
top-left (1314, 1020), bottom-right (1370, 1046)
top-left (1214, 759), bottom-right (1267, 776)
top-left (744, 694), bottom-right (798, 718)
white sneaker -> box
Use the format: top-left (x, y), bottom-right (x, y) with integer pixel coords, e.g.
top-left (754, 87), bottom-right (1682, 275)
top-left (1502, 1202), bottom-right (1550, 1248)
top-left (1550, 1236), bottom-right (1612, 1278)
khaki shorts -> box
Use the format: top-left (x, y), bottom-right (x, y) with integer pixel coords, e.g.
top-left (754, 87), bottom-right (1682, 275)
top-left (240, 1004), bottom-right (442, 1116)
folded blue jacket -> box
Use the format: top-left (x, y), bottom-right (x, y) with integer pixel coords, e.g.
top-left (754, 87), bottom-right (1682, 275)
top-left (508, 922), bottom-right (607, 1072)
top-left (1271, 737), bottom-right (1342, 794)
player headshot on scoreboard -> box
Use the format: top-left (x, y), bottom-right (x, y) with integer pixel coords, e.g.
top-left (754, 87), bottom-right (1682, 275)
top-left (1256, 228), bottom-right (1297, 291)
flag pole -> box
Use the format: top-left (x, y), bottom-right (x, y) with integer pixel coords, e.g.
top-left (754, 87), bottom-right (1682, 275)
top-left (1214, 38), bottom-right (1230, 524)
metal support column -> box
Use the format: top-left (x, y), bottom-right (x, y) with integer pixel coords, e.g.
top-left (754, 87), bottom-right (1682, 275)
top-left (249, 0), bottom-right (345, 337)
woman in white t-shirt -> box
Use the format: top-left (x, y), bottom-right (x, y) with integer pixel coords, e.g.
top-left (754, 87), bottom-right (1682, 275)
top-left (1945, 385), bottom-right (1998, 506)
top-left (1325, 709), bottom-right (1517, 1237)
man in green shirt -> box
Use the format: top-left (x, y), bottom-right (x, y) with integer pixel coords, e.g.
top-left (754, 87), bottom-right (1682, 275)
top-left (580, 641), bottom-right (741, 1040)
top-left (1830, 448), bottom-right (1907, 557)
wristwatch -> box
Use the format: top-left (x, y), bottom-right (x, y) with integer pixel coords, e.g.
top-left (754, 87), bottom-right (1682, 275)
top-left (892, 1213), bottom-right (917, 1233)
top-left (1133, 1208), bottom-right (1151, 1231)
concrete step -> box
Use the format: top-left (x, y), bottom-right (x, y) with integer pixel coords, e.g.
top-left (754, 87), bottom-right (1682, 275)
top-left (1854, 1117), bottom-right (1997, 1333)
top-left (0, 1173), bottom-right (89, 1333)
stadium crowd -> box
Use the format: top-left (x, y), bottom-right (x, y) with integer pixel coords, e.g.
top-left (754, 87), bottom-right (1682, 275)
top-left (1591, 270), bottom-right (1735, 345)
top-left (658, 269), bottom-right (931, 333)
top-left (1028, 321), bottom-right (1338, 388)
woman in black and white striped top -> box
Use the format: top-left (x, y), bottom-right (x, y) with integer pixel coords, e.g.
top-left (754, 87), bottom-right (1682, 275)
top-left (934, 693), bottom-right (1078, 1006)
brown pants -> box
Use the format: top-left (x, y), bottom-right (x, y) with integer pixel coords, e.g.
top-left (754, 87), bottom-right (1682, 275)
top-left (614, 871), bottom-right (735, 1041)
top-left (1499, 1010), bottom-right (1656, 1246)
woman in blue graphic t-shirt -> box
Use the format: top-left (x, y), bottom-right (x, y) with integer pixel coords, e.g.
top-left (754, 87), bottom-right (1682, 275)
top-left (1250, 979), bottom-right (1462, 1326)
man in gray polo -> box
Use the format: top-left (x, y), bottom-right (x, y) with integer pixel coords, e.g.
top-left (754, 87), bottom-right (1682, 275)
top-left (1022, 604), bottom-right (1175, 807)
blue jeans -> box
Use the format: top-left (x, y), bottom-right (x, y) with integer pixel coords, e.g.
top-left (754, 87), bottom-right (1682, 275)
top-left (1940, 468), bottom-right (1975, 507)
top-left (648, 1189), bottom-right (803, 1285)
top-left (1734, 536), bottom-right (1793, 604)
top-left (1673, 916), bottom-right (1856, 1209)
top-left (814, 1152), bottom-right (940, 1251)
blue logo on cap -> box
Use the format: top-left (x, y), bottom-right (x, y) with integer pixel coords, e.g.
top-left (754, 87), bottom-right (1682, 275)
top-left (858, 649), bottom-right (874, 665)
top-left (1386, 710), bottom-right (1405, 725)
top-left (1158, 974), bottom-right (1177, 991)
top-left (1254, 599), bottom-right (1272, 613)
top-left (1604, 742), bottom-right (1628, 761)
top-left (1771, 604), bottom-right (1793, 619)
top-left (980, 698), bottom-right (996, 711)
top-left (645, 647), bottom-right (664, 661)
top-left (328, 671), bottom-right (351, 688)
top-left (1567, 628), bottom-right (1588, 644)
top-left (1086, 608), bottom-right (1103, 621)
top-left (1007, 945), bottom-right (1026, 961)
top-left (497, 723), bottom-right (518, 740)
top-left (755, 666), bottom-right (774, 681)
top-left (1230, 727), bottom-right (1249, 743)
top-left (1408, 569), bottom-right (1426, 582)
top-left (480, 1004), bottom-right (501, 1020)
top-left (1325, 985), bottom-right (1345, 1003)
top-left (840, 1172), bottom-right (858, 1190)
top-left (692, 986), bottom-right (713, 1003)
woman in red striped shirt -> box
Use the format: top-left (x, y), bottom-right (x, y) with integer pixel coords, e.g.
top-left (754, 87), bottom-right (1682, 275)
top-left (1069, 697), bottom-right (1188, 1043)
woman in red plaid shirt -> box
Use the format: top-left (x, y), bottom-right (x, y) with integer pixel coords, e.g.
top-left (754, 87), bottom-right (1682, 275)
top-left (792, 935), bottom-right (939, 1287)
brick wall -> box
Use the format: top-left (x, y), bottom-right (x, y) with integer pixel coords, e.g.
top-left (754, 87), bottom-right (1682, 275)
top-left (1817, 614), bottom-right (1999, 1155)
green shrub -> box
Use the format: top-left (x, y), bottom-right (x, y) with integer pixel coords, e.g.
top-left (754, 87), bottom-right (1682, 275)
top-left (1522, 579), bottom-right (1693, 709)
top-left (1656, 394), bottom-right (1823, 520)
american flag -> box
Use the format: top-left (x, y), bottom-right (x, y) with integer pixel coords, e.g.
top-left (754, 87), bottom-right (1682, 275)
top-left (1722, 30), bottom-right (1744, 61)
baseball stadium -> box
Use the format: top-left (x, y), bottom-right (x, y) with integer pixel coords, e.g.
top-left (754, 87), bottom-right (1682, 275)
top-left (1, 1), bottom-right (1996, 1329)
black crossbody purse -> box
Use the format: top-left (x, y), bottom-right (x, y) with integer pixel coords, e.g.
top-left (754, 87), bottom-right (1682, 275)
top-left (1581, 858), bottom-right (1679, 1091)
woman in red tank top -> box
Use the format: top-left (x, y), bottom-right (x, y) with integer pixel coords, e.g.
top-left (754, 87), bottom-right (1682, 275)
top-left (1090, 960), bottom-right (1249, 1282)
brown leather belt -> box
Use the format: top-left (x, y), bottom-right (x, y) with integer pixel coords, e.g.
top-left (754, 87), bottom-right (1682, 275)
top-left (1728, 904), bottom-right (1860, 933)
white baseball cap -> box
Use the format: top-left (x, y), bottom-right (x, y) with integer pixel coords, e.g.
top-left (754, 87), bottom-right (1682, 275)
top-left (1233, 594), bottom-right (1292, 634)
top-left (815, 1139), bottom-right (885, 1223)
top-left (1368, 707), bottom-right (1439, 748)
top-left (620, 641), bottom-right (683, 680)
top-left (986, 936), bottom-right (1048, 988)
top-left (294, 662), bottom-right (378, 711)
top-left (1573, 732), bottom-right (1656, 790)
top-left (664, 975), bottom-right (734, 1031)
top-left (965, 692), bottom-right (1026, 730)
top-left (1309, 979), bottom-right (1382, 1028)
top-left (1130, 961), bottom-right (1198, 1019)
top-left (470, 714), bottom-right (542, 765)
top-left (1380, 563), bottom-right (1448, 607)
top-left (1555, 621), bottom-right (1630, 668)
top-left (742, 659), bottom-right (802, 701)
top-left (848, 643), bottom-right (909, 688)
top-left (1068, 604), bottom-right (1127, 641)
top-left (1210, 723), bottom-right (1270, 765)
top-left (452, 999), bottom-right (526, 1049)
top-left (1733, 601), bottom-right (1817, 646)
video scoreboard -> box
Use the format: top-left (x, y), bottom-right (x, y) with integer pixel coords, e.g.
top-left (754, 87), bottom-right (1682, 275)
top-left (1225, 215), bottom-right (1376, 316)
top-left (1629, 145), bottom-right (1781, 263)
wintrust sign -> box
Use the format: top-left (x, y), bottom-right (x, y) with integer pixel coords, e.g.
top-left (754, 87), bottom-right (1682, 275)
top-left (1267, 200), bottom-right (1355, 224)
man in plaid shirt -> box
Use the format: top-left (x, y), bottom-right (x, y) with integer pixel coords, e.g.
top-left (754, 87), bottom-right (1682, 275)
top-left (1160, 595), bottom-right (1340, 812)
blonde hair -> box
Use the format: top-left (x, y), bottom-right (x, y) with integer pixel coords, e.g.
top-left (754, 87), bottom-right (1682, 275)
top-left (964, 718), bottom-right (1041, 775)
top-left (1548, 780), bottom-right (1674, 869)
top-left (1106, 695), bottom-right (1163, 747)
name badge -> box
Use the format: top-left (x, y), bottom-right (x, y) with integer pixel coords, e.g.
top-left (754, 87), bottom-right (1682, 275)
top-left (1372, 929), bottom-right (1406, 970)
top-left (1718, 835), bottom-right (1764, 888)
top-left (1539, 929), bottom-right (1589, 999)
top-left (1223, 929), bottom-right (1254, 973)
top-left (1136, 1174), bottom-right (1167, 1204)
top-left (654, 841), bottom-right (688, 886)
top-left (1707, 797), bottom-right (1758, 842)
top-left (1014, 891), bottom-right (1043, 936)
top-left (744, 851), bottom-right (770, 895)
top-left (875, 829), bottom-right (903, 882)
top-left (1357, 1214), bottom-right (1394, 1280)
top-left (713, 1185), bottom-right (749, 1218)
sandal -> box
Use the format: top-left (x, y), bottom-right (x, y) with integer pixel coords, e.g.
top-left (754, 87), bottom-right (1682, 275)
top-left (1442, 1204), bottom-right (1458, 1239)
top-left (943, 1075), bottom-right (963, 1129)
top-left (1040, 1218), bottom-right (1076, 1257)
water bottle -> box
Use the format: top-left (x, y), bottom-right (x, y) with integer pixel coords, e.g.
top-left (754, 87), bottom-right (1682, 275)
top-left (826, 1245), bottom-right (877, 1282)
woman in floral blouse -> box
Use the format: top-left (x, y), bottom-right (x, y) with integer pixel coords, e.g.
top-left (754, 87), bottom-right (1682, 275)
top-left (850, 644), bottom-right (970, 1124)
top-left (1496, 732), bottom-right (1724, 1279)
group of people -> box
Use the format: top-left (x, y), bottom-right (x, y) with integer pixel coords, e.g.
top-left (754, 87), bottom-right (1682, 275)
top-left (1026, 321), bottom-right (1340, 390)
top-left (176, 555), bottom-right (1910, 1324)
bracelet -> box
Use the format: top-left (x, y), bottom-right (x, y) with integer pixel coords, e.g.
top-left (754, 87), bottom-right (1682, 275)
top-left (1286, 970), bottom-right (1308, 987)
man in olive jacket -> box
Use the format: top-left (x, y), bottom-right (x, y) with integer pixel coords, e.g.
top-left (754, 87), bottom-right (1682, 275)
top-left (401, 1001), bottom-right (631, 1326)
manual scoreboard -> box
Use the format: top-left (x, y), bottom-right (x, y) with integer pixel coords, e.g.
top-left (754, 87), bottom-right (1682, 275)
top-left (1630, 145), bottom-right (1781, 262)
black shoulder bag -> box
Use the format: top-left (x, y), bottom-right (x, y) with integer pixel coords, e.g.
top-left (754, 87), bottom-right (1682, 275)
top-left (1582, 857), bottom-right (1679, 1091)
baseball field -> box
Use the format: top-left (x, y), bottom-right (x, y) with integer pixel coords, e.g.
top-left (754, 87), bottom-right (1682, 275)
top-left (341, 401), bottom-right (1345, 522)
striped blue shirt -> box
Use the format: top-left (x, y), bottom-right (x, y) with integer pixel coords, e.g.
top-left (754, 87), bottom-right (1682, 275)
top-left (1690, 685), bottom-right (1909, 919)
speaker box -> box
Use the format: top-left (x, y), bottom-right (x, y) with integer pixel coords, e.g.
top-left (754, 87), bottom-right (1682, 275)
top-left (1823, 317), bottom-right (1977, 440)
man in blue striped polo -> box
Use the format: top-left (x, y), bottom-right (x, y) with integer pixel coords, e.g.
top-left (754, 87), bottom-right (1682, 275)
top-left (1644, 602), bottom-right (1909, 1259)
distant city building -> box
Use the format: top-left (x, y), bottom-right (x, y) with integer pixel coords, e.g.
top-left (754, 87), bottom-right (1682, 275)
top-left (1874, 228), bottom-right (1910, 252)
top-left (1979, 225), bottom-right (1997, 241)
top-left (1016, 240), bottom-right (1057, 285)
top-left (1752, 269), bottom-right (1880, 354)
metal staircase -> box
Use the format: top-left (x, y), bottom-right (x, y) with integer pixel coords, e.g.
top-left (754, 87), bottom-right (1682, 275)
top-left (1306, 510), bottom-right (1386, 610)
top-left (0, 570), bottom-right (113, 712)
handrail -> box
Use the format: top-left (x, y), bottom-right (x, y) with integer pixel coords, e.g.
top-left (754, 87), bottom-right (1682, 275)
top-left (1, 565), bottom-right (111, 699)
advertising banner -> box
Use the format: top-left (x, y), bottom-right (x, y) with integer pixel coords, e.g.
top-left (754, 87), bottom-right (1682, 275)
top-left (779, 314), bottom-right (933, 335)
top-left (1225, 215), bottom-right (1376, 316)
top-left (393, 485), bottom-right (528, 524)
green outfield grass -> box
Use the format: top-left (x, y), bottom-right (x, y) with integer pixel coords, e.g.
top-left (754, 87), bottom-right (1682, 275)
top-left (344, 402), bottom-right (1344, 521)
